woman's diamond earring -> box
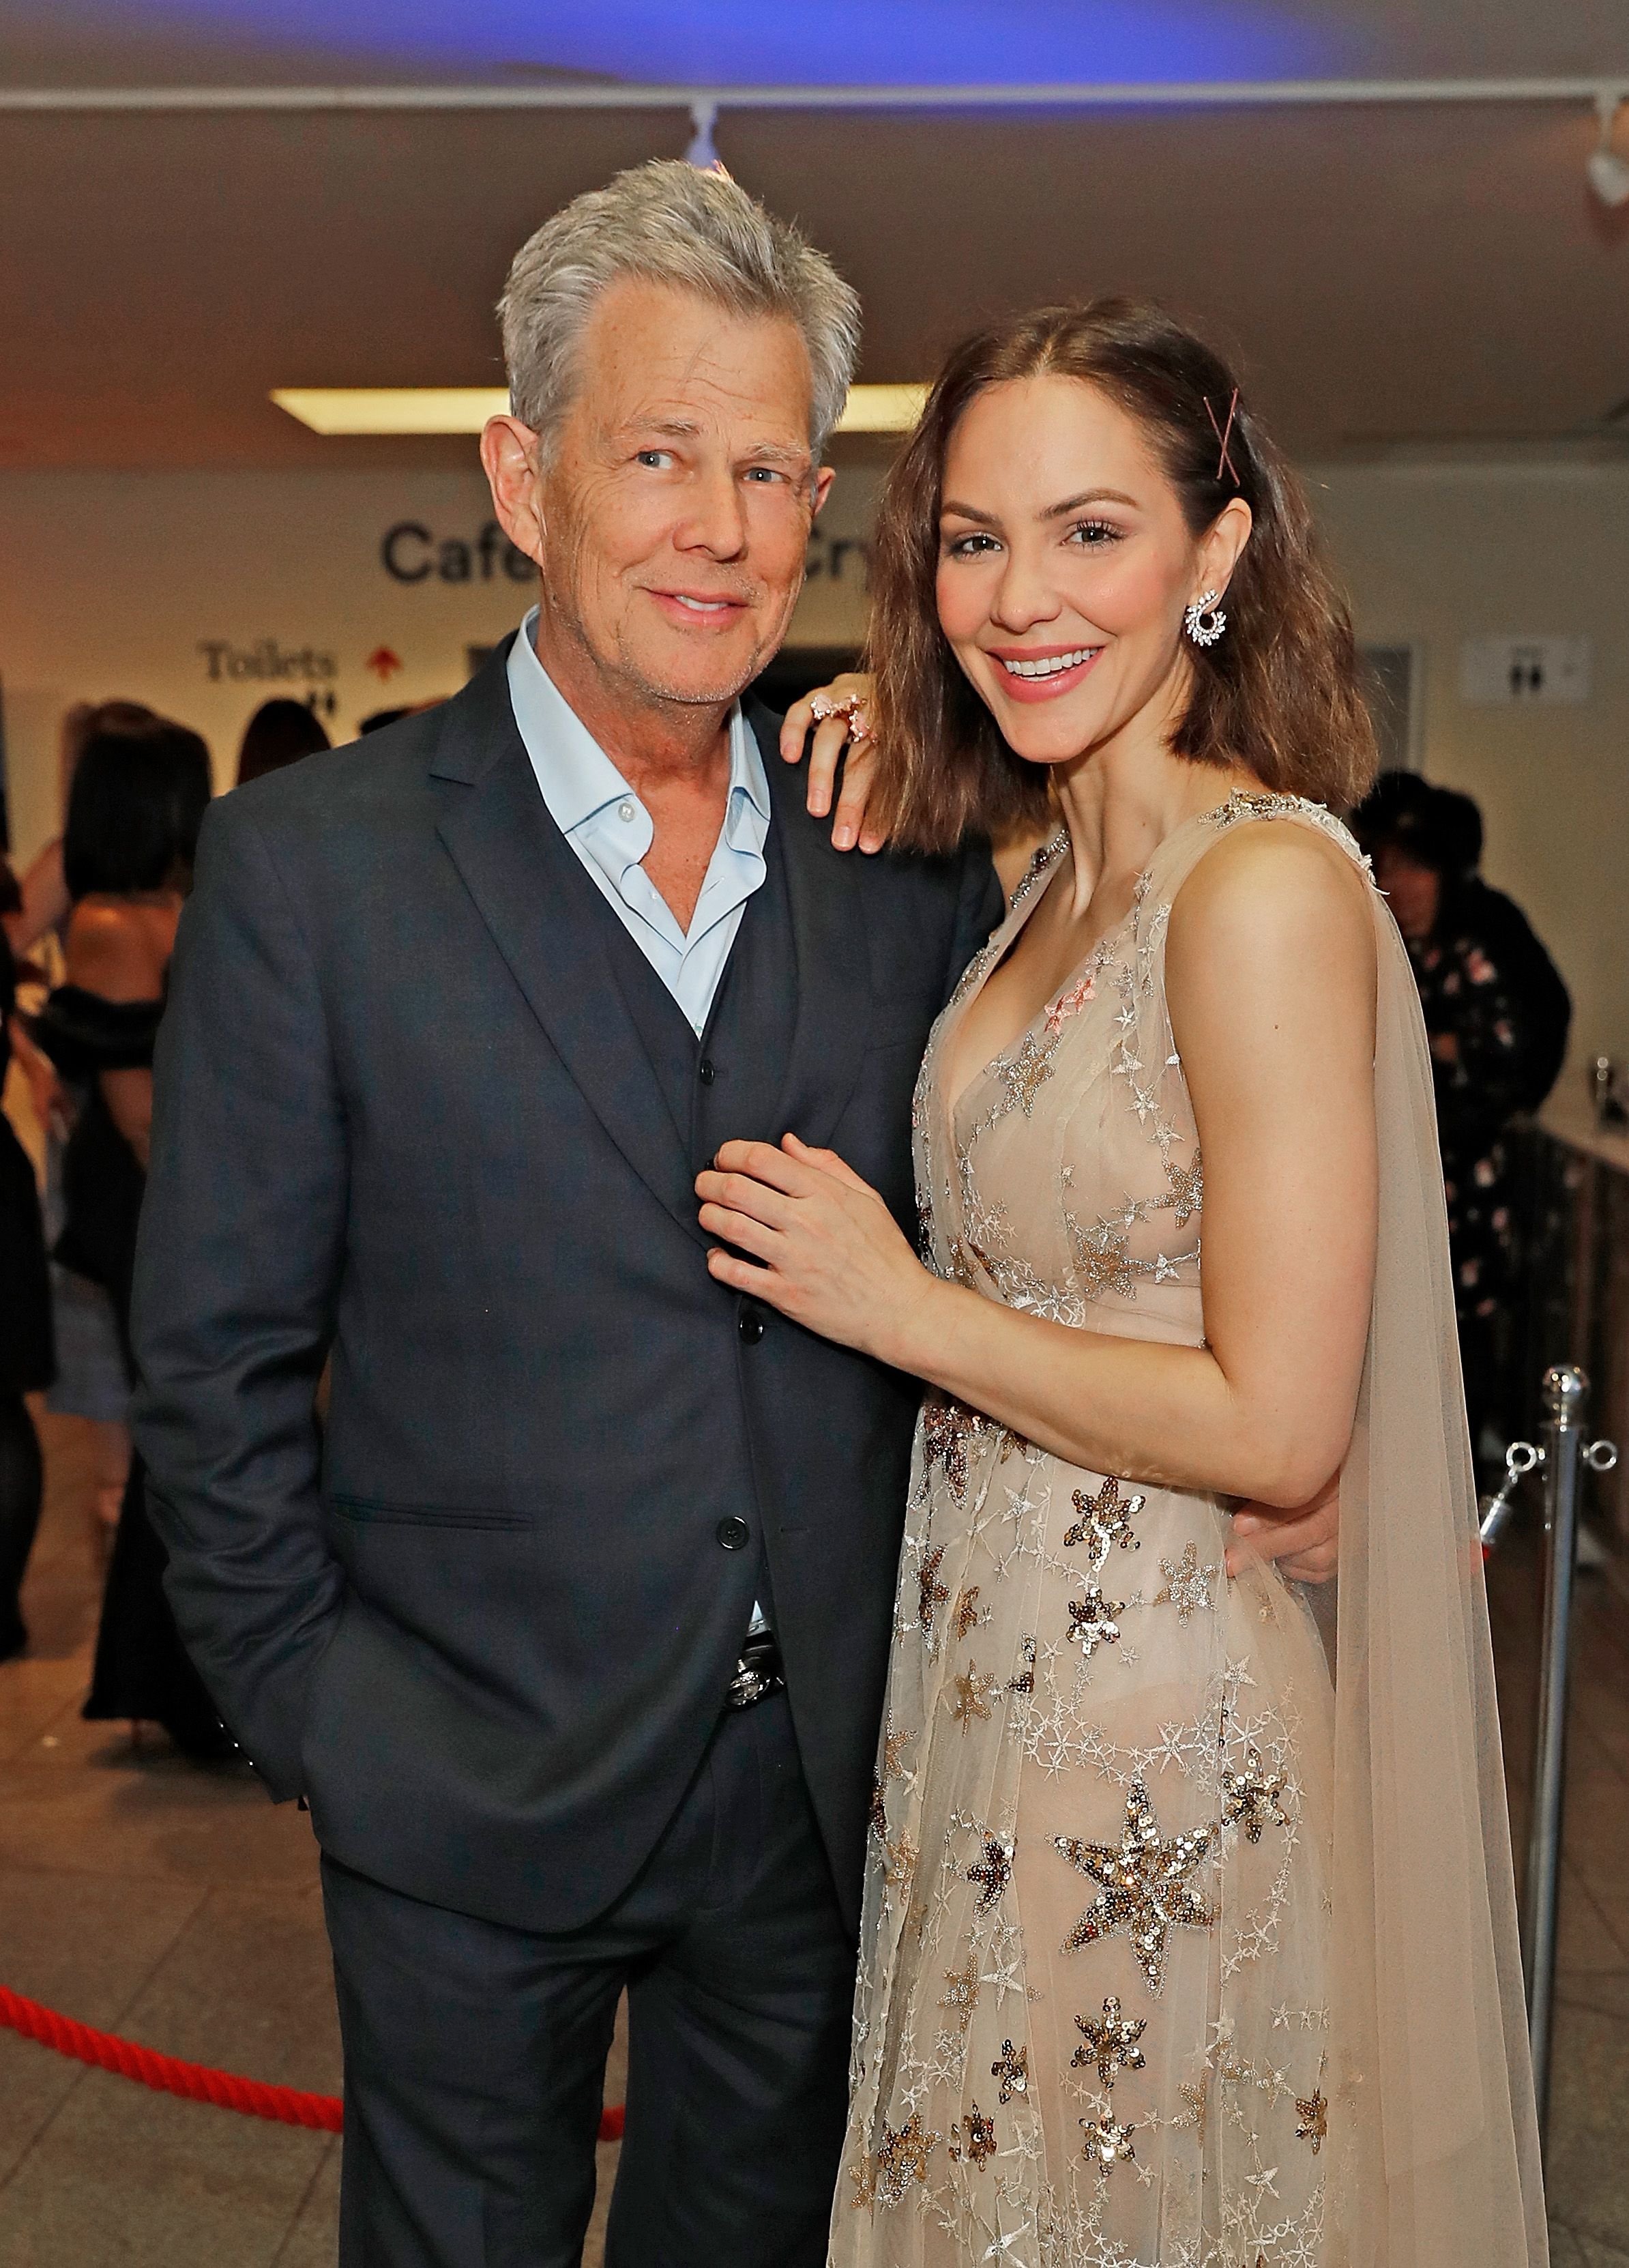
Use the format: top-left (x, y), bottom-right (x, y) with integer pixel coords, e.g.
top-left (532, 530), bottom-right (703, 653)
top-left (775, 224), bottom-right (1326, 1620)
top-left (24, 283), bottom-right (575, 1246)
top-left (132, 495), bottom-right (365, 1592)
top-left (1184, 590), bottom-right (1227, 648)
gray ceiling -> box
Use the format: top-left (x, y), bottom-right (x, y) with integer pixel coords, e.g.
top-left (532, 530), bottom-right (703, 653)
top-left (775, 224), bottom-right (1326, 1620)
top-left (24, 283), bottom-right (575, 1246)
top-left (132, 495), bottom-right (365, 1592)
top-left (1, 2), bottom-right (1626, 471)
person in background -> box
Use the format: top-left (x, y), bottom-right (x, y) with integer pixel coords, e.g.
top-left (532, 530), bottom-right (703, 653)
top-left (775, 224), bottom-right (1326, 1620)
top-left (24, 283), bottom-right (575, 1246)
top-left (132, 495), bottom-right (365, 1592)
top-left (8, 701), bottom-right (173, 1546)
top-left (4, 700), bottom-right (162, 961)
top-left (1353, 770), bottom-right (1571, 1472)
top-left (235, 697), bottom-right (332, 787)
top-left (31, 714), bottom-right (227, 1754)
top-left (0, 896), bottom-right (55, 1661)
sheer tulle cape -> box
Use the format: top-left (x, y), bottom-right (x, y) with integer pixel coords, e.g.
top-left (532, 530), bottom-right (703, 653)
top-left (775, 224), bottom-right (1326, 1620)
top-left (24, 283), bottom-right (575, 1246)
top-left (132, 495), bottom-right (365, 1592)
top-left (1316, 893), bottom-right (1545, 2263)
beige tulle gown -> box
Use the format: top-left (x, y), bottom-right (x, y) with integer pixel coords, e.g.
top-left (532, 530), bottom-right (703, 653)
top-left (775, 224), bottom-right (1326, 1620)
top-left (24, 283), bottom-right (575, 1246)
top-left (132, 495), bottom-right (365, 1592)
top-left (832, 794), bottom-right (1545, 2268)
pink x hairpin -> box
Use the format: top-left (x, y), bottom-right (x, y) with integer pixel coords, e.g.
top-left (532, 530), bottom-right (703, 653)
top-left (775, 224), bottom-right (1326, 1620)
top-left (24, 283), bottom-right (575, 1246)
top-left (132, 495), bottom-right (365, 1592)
top-left (1205, 388), bottom-right (1241, 488)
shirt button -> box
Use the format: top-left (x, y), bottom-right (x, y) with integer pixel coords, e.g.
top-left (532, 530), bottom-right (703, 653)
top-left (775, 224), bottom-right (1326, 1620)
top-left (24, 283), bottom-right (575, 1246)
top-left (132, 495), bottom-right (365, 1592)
top-left (699, 1058), bottom-right (716, 1086)
top-left (617, 800), bottom-right (636, 824)
top-left (738, 1308), bottom-right (765, 1346)
top-left (716, 1517), bottom-right (750, 1551)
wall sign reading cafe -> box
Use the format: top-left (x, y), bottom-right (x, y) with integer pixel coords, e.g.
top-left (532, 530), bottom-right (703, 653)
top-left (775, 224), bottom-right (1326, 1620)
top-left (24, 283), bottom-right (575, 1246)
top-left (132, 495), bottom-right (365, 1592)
top-left (381, 519), bottom-right (535, 585)
top-left (379, 520), bottom-right (871, 587)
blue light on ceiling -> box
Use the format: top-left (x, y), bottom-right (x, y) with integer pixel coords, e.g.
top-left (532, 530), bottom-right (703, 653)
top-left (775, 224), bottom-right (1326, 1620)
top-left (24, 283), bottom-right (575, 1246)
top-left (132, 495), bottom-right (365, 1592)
top-left (115, 0), bottom-right (1342, 85)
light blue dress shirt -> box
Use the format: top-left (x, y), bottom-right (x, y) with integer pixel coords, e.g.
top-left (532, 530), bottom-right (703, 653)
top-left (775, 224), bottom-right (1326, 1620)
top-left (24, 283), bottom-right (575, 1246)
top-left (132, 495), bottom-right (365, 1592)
top-left (506, 609), bottom-right (770, 1038)
top-left (507, 613), bottom-right (775, 1640)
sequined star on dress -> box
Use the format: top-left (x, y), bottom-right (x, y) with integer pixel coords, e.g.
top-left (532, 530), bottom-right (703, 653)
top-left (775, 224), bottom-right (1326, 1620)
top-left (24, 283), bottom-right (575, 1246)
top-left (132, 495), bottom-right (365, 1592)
top-left (830, 795), bottom-right (1547, 2268)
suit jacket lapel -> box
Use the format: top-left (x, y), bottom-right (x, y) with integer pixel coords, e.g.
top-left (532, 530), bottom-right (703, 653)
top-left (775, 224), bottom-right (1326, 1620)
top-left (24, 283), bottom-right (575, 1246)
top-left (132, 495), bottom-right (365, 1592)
top-left (430, 648), bottom-right (707, 1248)
top-left (748, 702), bottom-right (875, 1151)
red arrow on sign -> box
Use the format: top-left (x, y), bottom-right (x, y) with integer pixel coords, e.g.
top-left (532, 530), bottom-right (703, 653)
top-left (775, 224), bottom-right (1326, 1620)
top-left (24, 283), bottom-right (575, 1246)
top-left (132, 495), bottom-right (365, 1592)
top-left (366, 645), bottom-right (402, 682)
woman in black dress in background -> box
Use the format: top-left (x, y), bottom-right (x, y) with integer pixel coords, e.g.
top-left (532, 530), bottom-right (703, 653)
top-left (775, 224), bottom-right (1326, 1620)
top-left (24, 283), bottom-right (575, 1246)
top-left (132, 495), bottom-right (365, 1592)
top-left (33, 716), bottom-right (228, 1755)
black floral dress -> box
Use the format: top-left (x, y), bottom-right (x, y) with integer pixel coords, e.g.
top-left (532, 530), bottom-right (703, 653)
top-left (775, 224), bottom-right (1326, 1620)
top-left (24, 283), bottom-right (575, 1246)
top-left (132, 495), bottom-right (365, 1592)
top-left (1407, 877), bottom-right (1570, 1455)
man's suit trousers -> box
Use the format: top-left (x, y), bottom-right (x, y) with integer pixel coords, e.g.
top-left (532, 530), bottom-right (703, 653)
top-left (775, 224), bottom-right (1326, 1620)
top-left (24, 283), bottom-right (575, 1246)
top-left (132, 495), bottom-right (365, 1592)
top-left (322, 1691), bottom-right (855, 2268)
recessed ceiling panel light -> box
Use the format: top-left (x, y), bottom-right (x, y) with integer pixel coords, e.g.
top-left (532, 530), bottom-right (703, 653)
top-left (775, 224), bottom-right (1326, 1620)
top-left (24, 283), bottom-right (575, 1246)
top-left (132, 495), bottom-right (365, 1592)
top-left (272, 388), bottom-right (508, 434)
top-left (272, 384), bottom-right (928, 437)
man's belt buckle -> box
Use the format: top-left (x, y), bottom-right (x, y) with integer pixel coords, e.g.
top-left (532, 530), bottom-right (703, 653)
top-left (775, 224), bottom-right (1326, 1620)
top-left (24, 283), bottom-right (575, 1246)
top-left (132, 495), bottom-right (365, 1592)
top-left (726, 1633), bottom-right (785, 1710)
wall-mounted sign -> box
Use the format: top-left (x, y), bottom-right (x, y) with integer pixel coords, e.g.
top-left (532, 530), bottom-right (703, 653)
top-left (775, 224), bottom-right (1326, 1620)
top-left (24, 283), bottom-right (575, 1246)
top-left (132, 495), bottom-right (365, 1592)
top-left (1460, 636), bottom-right (1591, 706)
top-left (381, 520), bottom-right (533, 584)
top-left (198, 638), bottom-right (338, 684)
top-left (806, 532), bottom-right (868, 581)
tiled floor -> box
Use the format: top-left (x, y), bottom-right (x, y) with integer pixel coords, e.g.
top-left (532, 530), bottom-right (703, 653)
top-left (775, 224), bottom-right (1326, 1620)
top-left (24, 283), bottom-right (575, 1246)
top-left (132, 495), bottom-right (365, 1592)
top-left (1, 1408), bottom-right (1625, 2265)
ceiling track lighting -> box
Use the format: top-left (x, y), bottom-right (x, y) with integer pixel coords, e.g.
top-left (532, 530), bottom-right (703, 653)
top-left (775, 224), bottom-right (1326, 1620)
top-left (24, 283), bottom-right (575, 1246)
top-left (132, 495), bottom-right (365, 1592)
top-left (1586, 92), bottom-right (1629, 209)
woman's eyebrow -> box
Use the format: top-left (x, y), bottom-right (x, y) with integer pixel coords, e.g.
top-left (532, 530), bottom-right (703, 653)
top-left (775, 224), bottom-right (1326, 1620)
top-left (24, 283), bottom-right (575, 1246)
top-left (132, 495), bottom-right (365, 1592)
top-left (940, 487), bottom-right (1141, 528)
top-left (1042, 488), bottom-right (1139, 518)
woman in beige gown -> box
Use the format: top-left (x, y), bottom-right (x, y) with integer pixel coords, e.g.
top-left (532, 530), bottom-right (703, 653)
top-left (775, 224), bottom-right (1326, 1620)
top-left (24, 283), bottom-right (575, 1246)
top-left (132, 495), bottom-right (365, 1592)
top-left (699, 300), bottom-right (1544, 2267)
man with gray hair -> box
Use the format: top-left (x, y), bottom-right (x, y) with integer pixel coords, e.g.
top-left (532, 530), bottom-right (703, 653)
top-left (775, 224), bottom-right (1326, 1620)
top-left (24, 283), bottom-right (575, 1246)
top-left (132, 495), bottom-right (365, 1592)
top-left (132, 159), bottom-right (1001, 2265)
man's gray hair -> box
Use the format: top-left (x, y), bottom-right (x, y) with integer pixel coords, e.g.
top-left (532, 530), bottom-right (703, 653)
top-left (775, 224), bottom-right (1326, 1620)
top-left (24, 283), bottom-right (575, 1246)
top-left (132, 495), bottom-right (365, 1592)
top-left (498, 159), bottom-right (862, 461)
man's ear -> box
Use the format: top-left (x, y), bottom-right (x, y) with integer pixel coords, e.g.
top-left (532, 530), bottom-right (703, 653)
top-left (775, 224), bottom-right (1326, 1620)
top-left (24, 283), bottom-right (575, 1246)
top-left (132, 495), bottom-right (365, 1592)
top-left (810, 465), bottom-right (836, 521)
top-left (481, 416), bottom-right (545, 564)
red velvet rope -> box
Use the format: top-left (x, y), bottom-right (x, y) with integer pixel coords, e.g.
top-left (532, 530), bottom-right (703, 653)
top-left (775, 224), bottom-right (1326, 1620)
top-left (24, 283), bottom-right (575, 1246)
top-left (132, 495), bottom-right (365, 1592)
top-left (0, 1983), bottom-right (626, 2142)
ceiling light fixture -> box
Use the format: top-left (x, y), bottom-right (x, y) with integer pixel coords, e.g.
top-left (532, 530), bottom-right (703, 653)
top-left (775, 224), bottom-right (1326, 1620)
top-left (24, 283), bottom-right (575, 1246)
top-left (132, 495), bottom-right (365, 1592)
top-left (686, 98), bottom-right (723, 171)
top-left (272, 384), bottom-right (928, 436)
top-left (1587, 92), bottom-right (1629, 207)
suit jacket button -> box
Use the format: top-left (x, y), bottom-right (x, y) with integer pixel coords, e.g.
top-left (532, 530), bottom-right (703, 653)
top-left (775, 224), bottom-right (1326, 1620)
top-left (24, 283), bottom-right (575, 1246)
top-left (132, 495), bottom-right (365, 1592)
top-left (699, 1058), bottom-right (717, 1086)
top-left (716, 1517), bottom-right (750, 1551)
top-left (738, 1308), bottom-right (765, 1346)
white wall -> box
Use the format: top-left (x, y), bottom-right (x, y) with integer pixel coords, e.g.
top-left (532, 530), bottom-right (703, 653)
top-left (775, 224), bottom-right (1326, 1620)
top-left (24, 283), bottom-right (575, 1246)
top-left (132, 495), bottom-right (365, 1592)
top-left (2, 458), bottom-right (1623, 1064)
top-left (0, 463), bottom-right (879, 860)
top-left (1309, 462), bottom-right (1628, 1076)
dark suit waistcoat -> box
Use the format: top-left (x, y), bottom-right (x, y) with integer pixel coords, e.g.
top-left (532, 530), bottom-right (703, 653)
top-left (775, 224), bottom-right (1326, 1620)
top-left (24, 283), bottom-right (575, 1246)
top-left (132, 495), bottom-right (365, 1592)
top-left (132, 642), bottom-right (1001, 1934)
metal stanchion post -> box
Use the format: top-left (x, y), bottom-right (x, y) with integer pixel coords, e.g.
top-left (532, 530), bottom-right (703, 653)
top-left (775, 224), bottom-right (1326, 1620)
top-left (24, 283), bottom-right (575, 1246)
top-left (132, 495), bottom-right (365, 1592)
top-left (1518, 1363), bottom-right (1617, 2140)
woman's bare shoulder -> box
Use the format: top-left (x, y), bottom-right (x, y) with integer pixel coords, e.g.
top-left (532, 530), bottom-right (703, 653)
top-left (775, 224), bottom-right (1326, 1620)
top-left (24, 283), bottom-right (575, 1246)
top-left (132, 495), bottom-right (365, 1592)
top-left (63, 897), bottom-right (175, 1000)
top-left (1169, 808), bottom-right (1373, 960)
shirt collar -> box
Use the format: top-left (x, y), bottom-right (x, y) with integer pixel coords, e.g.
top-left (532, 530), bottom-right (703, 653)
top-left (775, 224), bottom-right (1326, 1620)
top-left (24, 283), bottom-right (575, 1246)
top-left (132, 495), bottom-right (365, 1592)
top-left (508, 607), bottom-right (769, 837)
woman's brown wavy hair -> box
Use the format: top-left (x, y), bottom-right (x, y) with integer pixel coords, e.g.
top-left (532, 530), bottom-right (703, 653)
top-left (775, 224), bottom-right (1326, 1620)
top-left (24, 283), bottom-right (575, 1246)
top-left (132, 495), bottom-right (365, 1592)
top-left (864, 298), bottom-right (1377, 854)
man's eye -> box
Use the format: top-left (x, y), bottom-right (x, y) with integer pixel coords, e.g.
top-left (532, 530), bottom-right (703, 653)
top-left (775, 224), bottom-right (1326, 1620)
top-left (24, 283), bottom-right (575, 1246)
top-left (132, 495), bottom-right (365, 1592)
top-left (744, 465), bottom-right (786, 484)
top-left (635, 449), bottom-right (672, 469)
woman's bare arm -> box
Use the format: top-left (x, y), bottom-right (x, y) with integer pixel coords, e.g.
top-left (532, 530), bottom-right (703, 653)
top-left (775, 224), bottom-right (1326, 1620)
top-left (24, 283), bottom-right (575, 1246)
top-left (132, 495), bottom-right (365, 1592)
top-left (699, 822), bottom-right (1379, 1509)
top-left (63, 900), bottom-right (175, 1169)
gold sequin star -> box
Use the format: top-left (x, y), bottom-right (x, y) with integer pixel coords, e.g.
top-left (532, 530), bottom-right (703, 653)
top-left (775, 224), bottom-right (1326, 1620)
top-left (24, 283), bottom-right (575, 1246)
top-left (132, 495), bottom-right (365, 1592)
top-left (1055, 1777), bottom-right (1217, 1991)
top-left (954, 1586), bottom-right (983, 1640)
top-left (1067, 1586), bottom-right (1124, 1657)
top-left (1064, 1473), bottom-right (1147, 1560)
top-left (991, 2039), bottom-right (1029, 2104)
top-left (1155, 1542), bottom-right (1213, 1624)
top-left (874, 2112), bottom-right (940, 2205)
top-left (1074, 1217), bottom-right (1139, 1300)
top-left (940, 1952), bottom-right (981, 2030)
top-left (1008, 1635), bottom-right (1036, 1695)
top-left (881, 1723), bottom-right (915, 1786)
top-left (1295, 2087), bottom-right (1328, 2154)
top-left (918, 1546), bottom-right (949, 1635)
top-left (1163, 1151), bottom-right (1203, 1227)
top-left (967, 1834), bottom-right (1014, 1913)
top-left (1220, 1745), bottom-right (1289, 1844)
top-left (1081, 2111), bottom-right (1137, 2172)
top-left (997, 1029), bottom-right (1058, 1116)
top-left (951, 1661), bottom-right (999, 1731)
top-left (922, 1400), bottom-right (975, 1501)
top-left (952, 2101), bottom-right (999, 2168)
top-left (1071, 1996), bottom-right (1147, 2087)
top-left (883, 1831), bottom-right (918, 1891)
